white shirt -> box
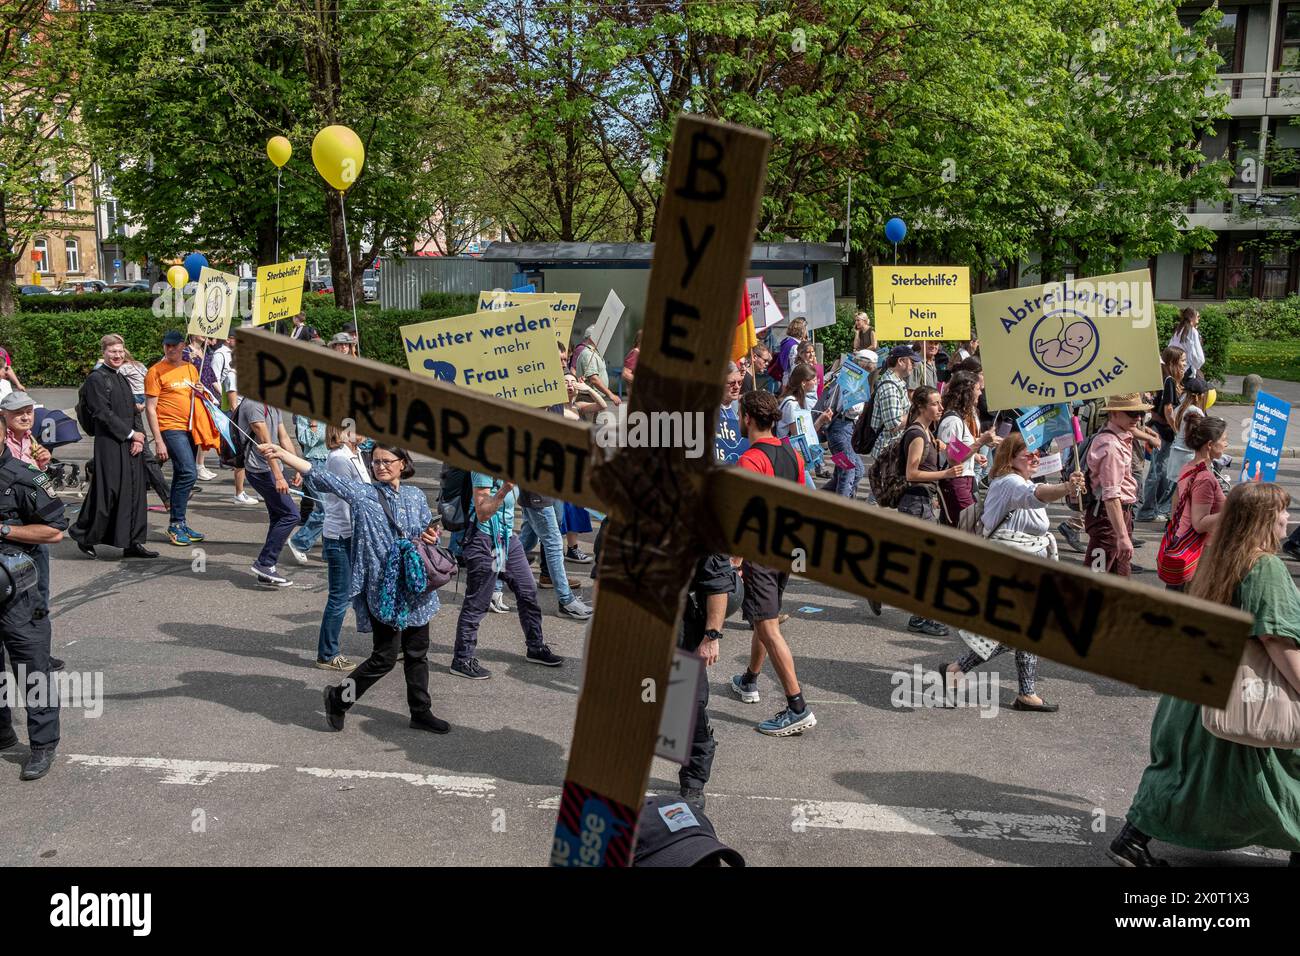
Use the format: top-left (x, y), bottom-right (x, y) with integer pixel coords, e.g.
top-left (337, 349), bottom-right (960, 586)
top-left (982, 473), bottom-right (1050, 537)
top-left (209, 345), bottom-right (234, 396)
top-left (937, 413), bottom-right (976, 477)
top-left (1169, 327), bottom-right (1205, 378)
top-left (322, 445), bottom-right (369, 539)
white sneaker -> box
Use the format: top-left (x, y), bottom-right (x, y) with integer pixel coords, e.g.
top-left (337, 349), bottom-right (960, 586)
top-left (232, 492), bottom-right (259, 505)
top-left (488, 592), bottom-right (510, 614)
top-left (287, 542), bottom-right (309, 564)
top-left (196, 466), bottom-right (217, 481)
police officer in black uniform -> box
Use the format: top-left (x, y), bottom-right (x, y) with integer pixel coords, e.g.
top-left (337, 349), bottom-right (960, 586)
top-left (0, 439), bottom-right (69, 780)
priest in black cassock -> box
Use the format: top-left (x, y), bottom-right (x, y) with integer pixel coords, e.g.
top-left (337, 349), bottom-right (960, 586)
top-left (70, 335), bottom-right (157, 559)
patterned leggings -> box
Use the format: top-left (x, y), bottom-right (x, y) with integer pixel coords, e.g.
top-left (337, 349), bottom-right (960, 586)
top-left (957, 646), bottom-right (1038, 697)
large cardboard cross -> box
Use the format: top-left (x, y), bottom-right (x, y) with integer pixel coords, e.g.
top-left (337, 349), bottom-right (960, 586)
top-left (236, 115), bottom-right (1251, 868)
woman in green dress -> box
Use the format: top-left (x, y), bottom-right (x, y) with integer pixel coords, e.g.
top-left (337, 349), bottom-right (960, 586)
top-left (1109, 481), bottom-right (1300, 867)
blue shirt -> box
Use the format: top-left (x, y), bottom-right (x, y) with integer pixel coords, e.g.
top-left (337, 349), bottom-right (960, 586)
top-left (305, 468), bottom-right (440, 627)
top-left (470, 471), bottom-right (518, 556)
top-left (716, 403), bottom-right (748, 464)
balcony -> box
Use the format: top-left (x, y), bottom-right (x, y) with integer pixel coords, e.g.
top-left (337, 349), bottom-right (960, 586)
top-left (1186, 189), bottom-right (1300, 229)
top-left (1216, 72), bottom-right (1300, 116)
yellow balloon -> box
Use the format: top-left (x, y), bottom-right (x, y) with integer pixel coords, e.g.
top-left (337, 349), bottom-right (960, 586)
top-left (311, 125), bottom-right (365, 192)
top-left (1205, 388), bottom-right (1217, 410)
top-left (266, 136), bottom-right (292, 169)
top-left (167, 265), bottom-right (189, 290)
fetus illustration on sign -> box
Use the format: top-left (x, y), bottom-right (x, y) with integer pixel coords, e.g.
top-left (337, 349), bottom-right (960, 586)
top-left (1031, 311), bottom-right (1097, 375)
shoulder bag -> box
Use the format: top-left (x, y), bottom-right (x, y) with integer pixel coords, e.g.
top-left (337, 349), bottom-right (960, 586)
top-left (1201, 638), bottom-right (1300, 749)
top-left (1156, 462), bottom-right (1209, 586)
top-left (376, 489), bottom-right (456, 591)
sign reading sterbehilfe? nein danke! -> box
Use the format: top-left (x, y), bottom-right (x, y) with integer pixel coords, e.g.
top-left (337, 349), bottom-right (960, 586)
top-left (401, 301), bottom-right (565, 408)
top-left (1240, 390), bottom-right (1292, 483)
top-left (477, 290), bottom-right (579, 347)
top-left (872, 266), bottom-right (971, 340)
top-left (974, 269), bottom-right (1160, 411)
top-left (252, 259), bottom-right (307, 327)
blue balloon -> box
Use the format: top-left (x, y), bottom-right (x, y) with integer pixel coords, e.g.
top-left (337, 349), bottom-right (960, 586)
top-left (183, 253), bottom-right (208, 282)
top-left (884, 218), bottom-right (907, 244)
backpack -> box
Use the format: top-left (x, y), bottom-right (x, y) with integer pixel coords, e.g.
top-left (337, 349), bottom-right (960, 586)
top-left (851, 398), bottom-right (877, 454)
top-left (868, 431), bottom-right (909, 508)
top-left (437, 463), bottom-right (475, 531)
top-left (1069, 431), bottom-right (1105, 515)
top-left (75, 396), bottom-right (97, 438)
top-left (221, 403), bottom-right (251, 469)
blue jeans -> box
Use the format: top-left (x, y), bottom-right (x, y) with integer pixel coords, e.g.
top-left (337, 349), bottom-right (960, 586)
top-left (161, 429), bottom-right (197, 526)
top-left (318, 536), bottom-right (369, 660)
top-left (290, 502), bottom-right (325, 552)
top-left (243, 469), bottom-right (300, 570)
top-left (827, 418), bottom-right (864, 499)
top-left (518, 501), bottom-right (574, 605)
top-left (1136, 439), bottom-right (1173, 520)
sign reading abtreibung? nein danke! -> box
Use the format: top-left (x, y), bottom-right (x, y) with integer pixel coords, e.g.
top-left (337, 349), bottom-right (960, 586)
top-left (974, 269), bottom-right (1160, 411)
top-left (400, 301), bottom-right (565, 408)
top-left (187, 267), bottom-right (239, 340)
top-left (872, 266), bottom-right (971, 340)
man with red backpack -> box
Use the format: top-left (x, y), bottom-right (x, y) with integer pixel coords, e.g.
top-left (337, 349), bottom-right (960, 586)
top-left (727, 390), bottom-right (816, 738)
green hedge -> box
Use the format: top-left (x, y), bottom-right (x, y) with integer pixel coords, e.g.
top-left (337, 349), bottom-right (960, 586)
top-left (419, 291), bottom-right (478, 313)
top-left (0, 294), bottom-right (490, 386)
top-left (1202, 296), bottom-right (1300, 340)
top-left (18, 291), bottom-right (156, 312)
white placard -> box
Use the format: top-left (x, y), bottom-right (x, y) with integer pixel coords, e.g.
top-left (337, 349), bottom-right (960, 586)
top-left (1033, 452), bottom-right (1063, 477)
top-left (788, 277), bottom-right (837, 331)
top-left (589, 289), bottom-right (625, 355)
top-left (655, 649), bottom-right (703, 765)
top-left (758, 281), bottom-right (785, 331)
top-left (745, 277), bottom-right (766, 329)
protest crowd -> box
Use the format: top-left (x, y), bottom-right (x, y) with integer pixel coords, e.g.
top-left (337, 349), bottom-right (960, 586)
top-left (1, 290), bottom-right (1297, 870)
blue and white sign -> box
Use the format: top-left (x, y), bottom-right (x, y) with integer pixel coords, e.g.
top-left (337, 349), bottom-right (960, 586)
top-left (1240, 390), bottom-right (1291, 484)
top-left (715, 402), bottom-right (748, 464)
top-left (113, 259), bottom-right (121, 268)
top-left (835, 357), bottom-right (871, 411)
top-left (1016, 404), bottom-right (1074, 452)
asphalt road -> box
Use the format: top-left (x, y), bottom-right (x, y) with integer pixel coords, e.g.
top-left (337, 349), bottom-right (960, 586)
top-left (1, 452), bottom-right (1297, 868)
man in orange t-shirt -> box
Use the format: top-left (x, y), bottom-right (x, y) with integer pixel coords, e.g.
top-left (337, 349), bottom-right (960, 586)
top-left (145, 330), bottom-right (206, 546)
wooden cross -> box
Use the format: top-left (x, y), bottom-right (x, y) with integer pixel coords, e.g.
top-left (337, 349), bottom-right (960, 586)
top-left (236, 115), bottom-right (1251, 868)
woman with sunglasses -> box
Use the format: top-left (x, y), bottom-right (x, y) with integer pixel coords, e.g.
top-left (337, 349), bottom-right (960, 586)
top-left (941, 433), bottom-right (1085, 712)
top-left (259, 441), bottom-right (450, 735)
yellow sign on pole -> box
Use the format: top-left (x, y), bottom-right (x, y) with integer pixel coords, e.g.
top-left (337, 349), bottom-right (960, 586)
top-left (187, 267), bottom-right (239, 340)
top-left (973, 269), bottom-right (1160, 410)
top-left (872, 266), bottom-right (971, 339)
top-left (252, 259), bottom-right (307, 327)
top-left (477, 291), bottom-right (580, 346)
top-left (400, 301), bottom-right (566, 407)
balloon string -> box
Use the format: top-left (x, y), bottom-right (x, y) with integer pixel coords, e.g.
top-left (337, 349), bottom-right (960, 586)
top-left (275, 168), bottom-right (282, 263)
top-left (340, 195), bottom-right (361, 357)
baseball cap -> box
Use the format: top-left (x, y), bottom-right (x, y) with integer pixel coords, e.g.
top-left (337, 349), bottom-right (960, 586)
top-left (886, 344), bottom-right (916, 366)
top-left (853, 348), bottom-right (877, 365)
top-left (0, 391), bottom-right (35, 411)
top-left (632, 795), bottom-right (745, 867)
top-left (1183, 377), bottom-right (1209, 395)
top-left (162, 330), bottom-right (185, 346)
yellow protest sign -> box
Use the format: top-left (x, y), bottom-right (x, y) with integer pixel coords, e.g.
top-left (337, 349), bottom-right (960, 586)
top-left (974, 269), bottom-right (1160, 410)
top-left (477, 291), bottom-right (579, 346)
top-left (187, 267), bottom-right (239, 340)
top-left (252, 259), bottom-right (306, 327)
top-left (400, 301), bottom-right (565, 407)
top-left (872, 266), bottom-right (971, 339)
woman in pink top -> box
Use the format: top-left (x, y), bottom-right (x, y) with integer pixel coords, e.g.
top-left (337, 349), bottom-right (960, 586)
top-left (1165, 416), bottom-right (1228, 592)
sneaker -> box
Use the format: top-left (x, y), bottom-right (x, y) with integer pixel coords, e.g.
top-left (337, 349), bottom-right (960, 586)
top-left (450, 658), bottom-right (492, 680)
top-left (1106, 822), bottom-right (1168, 867)
top-left (251, 564), bottom-right (292, 587)
top-left (20, 746), bottom-right (56, 781)
top-left (757, 706), bottom-right (816, 737)
top-left (868, 599), bottom-right (883, 616)
top-left (287, 542), bottom-right (309, 564)
top-left (315, 656), bottom-right (356, 671)
top-left (527, 644), bottom-right (564, 667)
top-left (181, 524), bottom-right (204, 542)
top-left (908, 618), bottom-right (949, 637)
top-left (488, 592), bottom-right (510, 614)
top-left (679, 786), bottom-right (706, 809)
top-left (729, 674), bottom-right (760, 704)
top-left (1058, 521), bottom-right (1085, 554)
top-left (565, 546), bottom-right (593, 564)
top-left (410, 710), bottom-right (450, 734)
top-left (538, 572), bottom-right (554, 589)
top-left (557, 597), bottom-right (593, 620)
top-left (232, 492), bottom-right (259, 505)
top-left (196, 465), bottom-right (217, 481)
top-left (323, 686), bottom-right (345, 732)
top-left (166, 524), bottom-right (192, 546)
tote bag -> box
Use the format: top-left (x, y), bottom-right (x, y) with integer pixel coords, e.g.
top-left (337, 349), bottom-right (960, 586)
top-left (1201, 638), bottom-right (1300, 749)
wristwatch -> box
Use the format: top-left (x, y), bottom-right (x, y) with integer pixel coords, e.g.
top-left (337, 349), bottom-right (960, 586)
top-left (1, 524), bottom-right (12, 539)
top-left (703, 628), bottom-right (723, 642)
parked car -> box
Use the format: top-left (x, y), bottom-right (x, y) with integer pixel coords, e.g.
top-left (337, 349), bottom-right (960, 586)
top-left (309, 275), bottom-right (333, 295)
top-left (362, 268), bottom-right (379, 302)
top-left (56, 278), bottom-right (109, 295)
top-left (109, 281), bottom-right (152, 293)
top-left (19, 284), bottom-right (52, 295)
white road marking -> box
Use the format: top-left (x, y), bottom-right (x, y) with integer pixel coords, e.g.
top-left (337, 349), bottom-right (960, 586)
top-left (65, 755), bottom-right (278, 786)
top-left (296, 767), bottom-right (496, 797)
top-left (791, 799), bottom-right (1088, 844)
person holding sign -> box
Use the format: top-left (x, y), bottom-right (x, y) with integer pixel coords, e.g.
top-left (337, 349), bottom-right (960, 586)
top-left (1112, 482), bottom-right (1300, 868)
top-left (145, 331), bottom-right (207, 547)
top-left (776, 364), bottom-right (830, 487)
top-left (941, 433), bottom-right (1085, 712)
top-left (936, 372), bottom-right (998, 525)
top-left (573, 325), bottom-right (620, 407)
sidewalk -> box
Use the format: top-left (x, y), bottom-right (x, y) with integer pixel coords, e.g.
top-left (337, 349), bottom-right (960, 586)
top-left (1218, 376), bottom-right (1298, 457)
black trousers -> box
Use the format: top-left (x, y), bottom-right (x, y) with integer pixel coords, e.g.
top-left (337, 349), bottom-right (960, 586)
top-left (678, 621), bottom-right (715, 790)
top-left (0, 591), bottom-right (57, 749)
top-left (339, 609), bottom-right (431, 716)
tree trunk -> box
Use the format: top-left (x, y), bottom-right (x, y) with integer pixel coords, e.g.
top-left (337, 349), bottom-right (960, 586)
top-left (256, 220), bottom-right (279, 268)
top-left (855, 246), bottom-right (872, 309)
top-left (0, 256), bottom-right (15, 318)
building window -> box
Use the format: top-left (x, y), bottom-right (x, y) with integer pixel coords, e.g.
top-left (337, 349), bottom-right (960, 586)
top-left (63, 180), bottom-right (76, 209)
top-left (975, 262), bottom-right (1018, 292)
top-left (48, 0), bottom-right (61, 9)
top-left (1225, 242), bottom-right (1254, 298)
top-left (64, 238), bottom-right (80, 274)
top-left (1281, 6), bottom-right (1300, 70)
top-left (33, 239), bottom-right (49, 274)
top-left (1260, 247), bottom-right (1292, 298)
top-left (1188, 248), bottom-right (1219, 298)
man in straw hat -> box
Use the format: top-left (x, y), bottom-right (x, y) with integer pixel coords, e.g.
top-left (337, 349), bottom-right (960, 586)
top-left (1084, 392), bottom-right (1151, 577)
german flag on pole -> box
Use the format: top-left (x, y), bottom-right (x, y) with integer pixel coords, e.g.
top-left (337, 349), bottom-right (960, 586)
top-left (732, 288), bottom-right (757, 363)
